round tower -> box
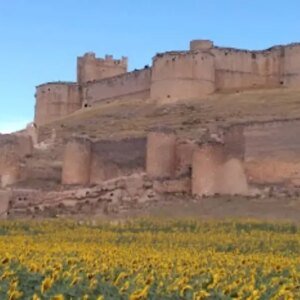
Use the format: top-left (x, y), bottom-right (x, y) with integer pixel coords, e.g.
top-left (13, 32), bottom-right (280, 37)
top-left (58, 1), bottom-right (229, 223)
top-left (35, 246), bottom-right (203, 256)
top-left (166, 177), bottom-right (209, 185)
top-left (34, 82), bottom-right (81, 126)
top-left (62, 137), bottom-right (92, 185)
top-left (146, 130), bottom-right (176, 178)
top-left (151, 51), bottom-right (215, 103)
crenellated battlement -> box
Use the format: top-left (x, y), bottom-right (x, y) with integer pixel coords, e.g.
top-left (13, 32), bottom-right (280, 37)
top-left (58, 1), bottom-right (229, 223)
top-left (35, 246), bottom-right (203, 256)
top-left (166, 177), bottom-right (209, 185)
top-left (80, 52), bottom-right (128, 66)
top-left (77, 52), bottom-right (128, 84)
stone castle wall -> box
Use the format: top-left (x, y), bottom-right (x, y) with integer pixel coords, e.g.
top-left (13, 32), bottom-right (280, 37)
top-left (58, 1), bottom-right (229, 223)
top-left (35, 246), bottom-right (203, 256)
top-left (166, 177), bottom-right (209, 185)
top-left (62, 137), bottom-right (146, 186)
top-left (242, 120), bottom-right (300, 186)
top-left (82, 68), bottom-right (151, 106)
top-left (212, 47), bottom-right (283, 91)
top-left (34, 40), bottom-right (300, 126)
top-left (5, 120), bottom-right (300, 219)
top-left (62, 137), bottom-right (92, 185)
top-left (150, 51), bottom-right (215, 103)
top-left (0, 134), bottom-right (33, 188)
top-left (90, 138), bottom-right (146, 184)
top-left (219, 120), bottom-right (300, 187)
top-left (34, 82), bottom-right (81, 125)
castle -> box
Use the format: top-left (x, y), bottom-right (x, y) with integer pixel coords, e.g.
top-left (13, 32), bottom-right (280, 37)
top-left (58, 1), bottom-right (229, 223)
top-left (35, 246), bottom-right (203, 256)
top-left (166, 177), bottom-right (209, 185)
top-left (34, 39), bottom-right (300, 125)
top-left (1, 39), bottom-right (300, 218)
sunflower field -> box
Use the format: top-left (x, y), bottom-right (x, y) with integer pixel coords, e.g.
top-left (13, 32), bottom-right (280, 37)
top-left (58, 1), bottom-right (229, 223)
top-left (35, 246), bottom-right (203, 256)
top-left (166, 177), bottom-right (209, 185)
top-left (0, 218), bottom-right (300, 299)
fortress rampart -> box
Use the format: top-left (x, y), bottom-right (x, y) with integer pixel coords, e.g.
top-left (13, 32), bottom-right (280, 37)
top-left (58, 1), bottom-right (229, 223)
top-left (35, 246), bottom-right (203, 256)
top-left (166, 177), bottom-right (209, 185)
top-left (5, 120), bottom-right (300, 218)
top-left (35, 82), bottom-right (81, 125)
top-left (81, 68), bottom-right (151, 107)
top-left (34, 40), bottom-right (300, 126)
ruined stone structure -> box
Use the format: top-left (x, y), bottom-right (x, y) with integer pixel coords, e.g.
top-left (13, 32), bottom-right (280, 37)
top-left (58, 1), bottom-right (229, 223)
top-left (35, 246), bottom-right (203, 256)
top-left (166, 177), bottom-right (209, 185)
top-left (0, 134), bottom-right (33, 188)
top-left (34, 40), bottom-right (300, 126)
top-left (192, 143), bottom-right (226, 196)
top-left (146, 131), bottom-right (176, 178)
top-left (3, 119), bottom-right (300, 218)
top-left (3, 39), bottom-right (300, 219)
top-left (62, 137), bottom-right (92, 185)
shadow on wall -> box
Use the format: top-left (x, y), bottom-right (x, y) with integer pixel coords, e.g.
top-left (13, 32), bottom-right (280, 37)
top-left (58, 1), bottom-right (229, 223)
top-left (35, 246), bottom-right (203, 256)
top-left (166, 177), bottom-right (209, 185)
top-left (145, 130), bottom-right (249, 196)
top-left (60, 120), bottom-right (300, 197)
top-left (62, 137), bottom-right (146, 186)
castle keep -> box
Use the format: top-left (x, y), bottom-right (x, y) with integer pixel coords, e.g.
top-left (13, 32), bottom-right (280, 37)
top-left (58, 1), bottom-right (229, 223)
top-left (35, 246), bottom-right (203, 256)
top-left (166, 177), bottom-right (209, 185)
top-left (35, 40), bottom-right (300, 125)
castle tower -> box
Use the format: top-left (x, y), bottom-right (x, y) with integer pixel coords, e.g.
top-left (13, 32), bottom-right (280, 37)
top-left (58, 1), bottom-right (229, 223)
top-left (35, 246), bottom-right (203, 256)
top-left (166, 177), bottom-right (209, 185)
top-left (62, 137), bottom-right (92, 185)
top-left (282, 44), bottom-right (300, 87)
top-left (34, 82), bottom-right (81, 126)
top-left (77, 53), bottom-right (128, 84)
top-left (0, 135), bottom-right (30, 188)
top-left (150, 50), bottom-right (215, 103)
top-left (146, 130), bottom-right (176, 178)
top-left (0, 151), bottom-right (21, 188)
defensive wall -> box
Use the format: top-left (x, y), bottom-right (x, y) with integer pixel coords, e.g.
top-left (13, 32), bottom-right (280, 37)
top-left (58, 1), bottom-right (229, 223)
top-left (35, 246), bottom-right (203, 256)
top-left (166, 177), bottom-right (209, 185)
top-left (57, 119), bottom-right (300, 197)
top-left (34, 40), bottom-right (300, 126)
top-left (4, 119), bottom-right (300, 218)
top-left (62, 137), bottom-right (146, 186)
top-left (0, 134), bottom-right (33, 188)
top-left (34, 82), bottom-right (81, 125)
top-left (81, 68), bottom-right (151, 107)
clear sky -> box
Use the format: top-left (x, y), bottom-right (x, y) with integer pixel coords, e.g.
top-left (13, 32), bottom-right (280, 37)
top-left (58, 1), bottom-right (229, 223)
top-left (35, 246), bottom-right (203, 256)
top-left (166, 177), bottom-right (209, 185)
top-left (0, 0), bottom-right (299, 133)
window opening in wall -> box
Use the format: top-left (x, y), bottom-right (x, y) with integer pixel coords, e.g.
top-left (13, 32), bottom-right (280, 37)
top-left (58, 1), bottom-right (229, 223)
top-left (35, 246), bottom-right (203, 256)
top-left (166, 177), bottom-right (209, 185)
top-left (252, 53), bottom-right (257, 59)
top-left (167, 95), bottom-right (171, 98)
top-left (84, 103), bottom-right (88, 108)
top-left (280, 81), bottom-right (284, 85)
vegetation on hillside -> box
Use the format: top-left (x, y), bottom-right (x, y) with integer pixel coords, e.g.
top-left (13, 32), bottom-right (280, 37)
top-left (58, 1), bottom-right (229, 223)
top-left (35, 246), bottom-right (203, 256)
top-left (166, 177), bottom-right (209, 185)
top-left (0, 219), bottom-right (300, 299)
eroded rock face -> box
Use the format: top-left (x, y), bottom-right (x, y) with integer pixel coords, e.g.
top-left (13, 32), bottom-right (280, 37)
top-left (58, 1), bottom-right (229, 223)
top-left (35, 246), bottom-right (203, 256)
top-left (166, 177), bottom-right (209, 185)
top-left (7, 174), bottom-right (161, 218)
top-left (153, 177), bottom-right (191, 194)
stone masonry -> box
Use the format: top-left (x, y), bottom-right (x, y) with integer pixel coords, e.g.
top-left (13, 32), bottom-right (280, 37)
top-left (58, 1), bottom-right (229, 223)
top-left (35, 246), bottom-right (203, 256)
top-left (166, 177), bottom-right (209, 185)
top-left (34, 40), bottom-right (300, 126)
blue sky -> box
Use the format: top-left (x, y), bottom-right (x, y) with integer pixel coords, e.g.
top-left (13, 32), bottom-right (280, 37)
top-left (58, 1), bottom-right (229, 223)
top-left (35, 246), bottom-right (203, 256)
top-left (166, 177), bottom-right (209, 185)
top-left (0, 0), bottom-right (299, 133)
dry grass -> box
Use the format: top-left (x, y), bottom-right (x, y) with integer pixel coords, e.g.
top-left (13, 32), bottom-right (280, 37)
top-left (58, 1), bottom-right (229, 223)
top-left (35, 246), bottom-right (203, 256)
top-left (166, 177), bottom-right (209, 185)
top-left (40, 88), bottom-right (300, 141)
